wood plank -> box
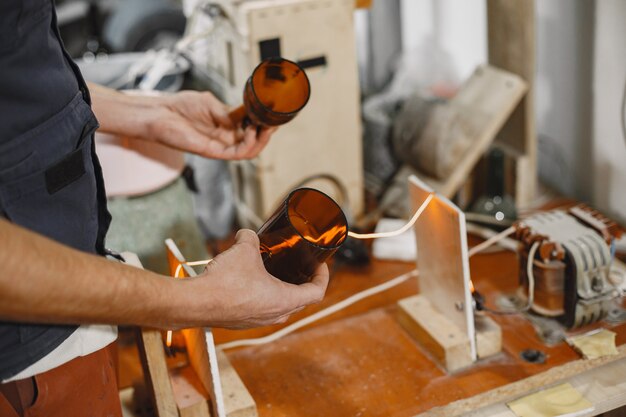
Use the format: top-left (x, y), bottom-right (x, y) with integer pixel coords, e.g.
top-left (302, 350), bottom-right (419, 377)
top-left (416, 65), bottom-right (527, 200)
top-left (182, 328), bottom-right (223, 417)
top-left (487, 0), bottom-right (536, 206)
top-left (170, 366), bottom-right (211, 417)
top-left (136, 329), bottom-right (179, 417)
top-left (214, 246), bottom-right (626, 416)
top-left (123, 253), bottom-right (179, 417)
top-left (165, 239), bottom-right (228, 417)
top-left (409, 175), bottom-right (477, 359)
top-left (217, 349), bottom-right (257, 417)
top-left (417, 345), bottom-right (626, 417)
top-left (475, 314), bottom-right (502, 359)
top-left (237, 0), bottom-right (364, 220)
top-left (397, 295), bottom-right (473, 372)
top-left (469, 357), bottom-right (626, 416)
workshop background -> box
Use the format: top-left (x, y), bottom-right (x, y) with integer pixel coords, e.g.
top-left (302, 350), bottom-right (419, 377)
top-left (47, 0), bottom-right (626, 416)
top-left (57, 0), bottom-right (626, 227)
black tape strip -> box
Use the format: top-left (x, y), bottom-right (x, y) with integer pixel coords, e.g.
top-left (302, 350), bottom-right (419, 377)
top-left (297, 56), bottom-right (327, 69)
top-left (259, 38), bottom-right (281, 60)
top-left (45, 148), bottom-right (85, 195)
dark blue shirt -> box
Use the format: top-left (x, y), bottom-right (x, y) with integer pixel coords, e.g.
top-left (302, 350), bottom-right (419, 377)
top-left (0, 0), bottom-right (111, 380)
top-left (0, 0), bottom-right (80, 141)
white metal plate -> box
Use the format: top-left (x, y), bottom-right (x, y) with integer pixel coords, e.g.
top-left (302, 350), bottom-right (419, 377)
top-left (408, 175), bottom-right (477, 361)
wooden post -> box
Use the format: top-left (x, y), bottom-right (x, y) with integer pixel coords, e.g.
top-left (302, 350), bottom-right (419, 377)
top-left (125, 253), bottom-right (179, 417)
top-left (395, 177), bottom-right (502, 373)
top-left (164, 240), bottom-right (225, 417)
top-left (128, 246), bottom-right (257, 417)
top-left (487, 0), bottom-right (537, 207)
top-left (164, 240), bottom-right (257, 417)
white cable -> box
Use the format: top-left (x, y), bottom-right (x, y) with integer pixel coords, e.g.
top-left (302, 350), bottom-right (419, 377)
top-left (525, 241), bottom-right (538, 311)
top-left (479, 240), bottom-right (537, 315)
top-left (178, 193), bottom-right (519, 345)
top-left (174, 260), bottom-right (212, 278)
top-left (348, 194), bottom-right (434, 240)
top-left (467, 226), bottom-right (516, 258)
top-left (218, 269), bottom-right (419, 350)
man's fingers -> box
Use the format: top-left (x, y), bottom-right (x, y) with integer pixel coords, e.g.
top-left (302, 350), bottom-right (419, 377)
top-left (245, 126), bottom-right (273, 158)
top-left (214, 107), bottom-right (235, 129)
top-left (238, 126), bottom-right (259, 157)
top-left (292, 263), bottom-right (329, 306)
top-left (234, 229), bottom-right (260, 247)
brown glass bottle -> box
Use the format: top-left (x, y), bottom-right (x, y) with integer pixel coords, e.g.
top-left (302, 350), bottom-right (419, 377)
top-left (229, 57), bottom-right (311, 127)
top-left (257, 188), bottom-right (348, 285)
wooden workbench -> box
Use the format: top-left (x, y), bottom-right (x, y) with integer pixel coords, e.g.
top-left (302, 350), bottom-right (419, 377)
top-left (211, 249), bottom-right (626, 417)
top-left (117, 238), bottom-right (626, 416)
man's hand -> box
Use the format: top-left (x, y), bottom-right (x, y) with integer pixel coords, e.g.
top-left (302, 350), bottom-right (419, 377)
top-left (174, 230), bottom-right (329, 329)
top-left (89, 83), bottom-right (275, 160)
top-left (0, 220), bottom-right (329, 330)
top-left (147, 91), bottom-right (275, 160)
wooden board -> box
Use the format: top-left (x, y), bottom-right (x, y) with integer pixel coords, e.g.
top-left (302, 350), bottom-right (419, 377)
top-left (219, 0), bottom-right (364, 225)
top-left (397, 295), bottom-right (473, 372)
top-left (123, 253), bottom-right (178, 417)
top-left (170, 366), bottom-right (211, 417)
top-left (165, 239), bottom-right (257, 417)
top-left (217, 349), bottom-right (257, 417)
top-left (487, 0), bottom-right (536, 207)
top-left (419, 346), bottom-right (626, 417)
top-left (117, 230), bottom-right (626, 416)
top-left (475, 314), bottom-right (502, 359)
top-left (397, 295), bottom-right (503, 373)
top-left (209, 245), bottom-right (626, 416)
top-left (409, 175), bottom-right (476, 360)
top-left (165, 239), bottom-right (227, 417)
top-left (417, 65), bottom-right (527, 199)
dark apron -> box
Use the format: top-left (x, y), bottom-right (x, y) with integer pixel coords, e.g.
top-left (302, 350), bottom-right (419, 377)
top-left (0, 0), bottom-right (111, 381)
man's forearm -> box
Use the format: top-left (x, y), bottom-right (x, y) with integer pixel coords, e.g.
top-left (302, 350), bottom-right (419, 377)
top-left (0, 219), bottom-right (182, 328)
top-left (88, 82), bottom-right (162, 140)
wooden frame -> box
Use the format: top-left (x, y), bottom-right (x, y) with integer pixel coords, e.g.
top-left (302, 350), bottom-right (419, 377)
top-left (487, 0), bottom-right (536, 208)
top-left (396, 176), bottom-right (502, 372)
top-left (211, 0), bottom-right (365, 226)
top-left (125, 246), bottom-right (256, 417)
top-left (415, 65), bottom-right (527, 201)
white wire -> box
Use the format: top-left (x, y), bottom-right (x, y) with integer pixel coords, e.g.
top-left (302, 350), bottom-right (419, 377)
top-left (168, 259), bottom-right (213, 344)
top-left (348, 194), bottom-right (434, 240)
top-left (218, 269), bottom-right (419, 350)
top-left (483, 240), bottom-right (538, 315)
top-left (177, 193), bottom-right (522, 346)
top-left (525, 241), bottom-right (538, 311)
top-left (467, 226), bottom-right (516, 258)
top-left (174, 260), bottom-right (212, 278)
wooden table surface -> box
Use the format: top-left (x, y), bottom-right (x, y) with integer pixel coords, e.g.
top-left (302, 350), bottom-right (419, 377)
top-left (117, 231), bottom-right (626, 417)
top-left (207, 246), bottom-right (626, 417)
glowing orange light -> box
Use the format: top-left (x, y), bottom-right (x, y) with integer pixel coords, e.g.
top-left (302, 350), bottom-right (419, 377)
top-left (165, 261), bottom-right (186, 349)
top-left (469, 279), bottom-right (475, 294)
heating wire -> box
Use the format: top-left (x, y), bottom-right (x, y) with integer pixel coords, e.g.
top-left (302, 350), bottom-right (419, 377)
top-left (173, 197), bottom-right (520, 349)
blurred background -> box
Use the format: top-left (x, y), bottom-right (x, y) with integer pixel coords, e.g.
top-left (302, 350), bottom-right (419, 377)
top-left (55, 0), bottom-right (626, 270)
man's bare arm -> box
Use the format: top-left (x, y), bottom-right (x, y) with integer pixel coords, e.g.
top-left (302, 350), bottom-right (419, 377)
top-left (0, 219), bottom-right (328, 329)
top-left (88, 82), bottom-right (275, 160)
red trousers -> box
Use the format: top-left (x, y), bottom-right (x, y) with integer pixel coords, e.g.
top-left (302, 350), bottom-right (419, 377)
top-left (0, 344), bottom-right (122, 417)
